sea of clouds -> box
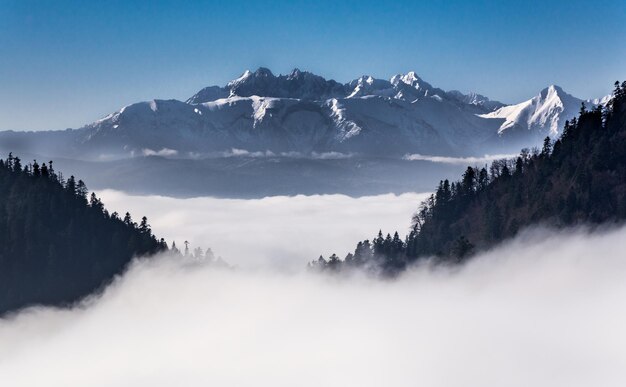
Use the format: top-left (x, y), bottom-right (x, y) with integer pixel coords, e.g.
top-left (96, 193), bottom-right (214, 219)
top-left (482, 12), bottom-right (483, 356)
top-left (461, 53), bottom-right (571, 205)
top-left (1, 193), bottom-right (625, 386)
top-left (97, 191), bottom-right (427, 268)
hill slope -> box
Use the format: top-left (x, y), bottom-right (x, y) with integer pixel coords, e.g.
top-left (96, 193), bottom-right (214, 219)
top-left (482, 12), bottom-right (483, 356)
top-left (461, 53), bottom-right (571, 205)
top-left (0, 156), bottom-right (167, 314)
top-left (314, 81), bottom-right (626, 273)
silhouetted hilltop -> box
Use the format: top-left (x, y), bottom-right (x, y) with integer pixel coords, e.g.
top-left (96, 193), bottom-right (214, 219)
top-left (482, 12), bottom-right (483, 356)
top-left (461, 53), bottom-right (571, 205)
top-left (0, 156), bottom-right (167, 314)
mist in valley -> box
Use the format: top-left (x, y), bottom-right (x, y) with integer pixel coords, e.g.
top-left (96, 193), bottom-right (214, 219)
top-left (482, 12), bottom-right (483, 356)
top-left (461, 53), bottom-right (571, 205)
top-left (2, 1), bottom-right (624, 385)
top-left (1, 193), bottom-right (625, 387)
top-left (97, 191), bottom-right (428, 269)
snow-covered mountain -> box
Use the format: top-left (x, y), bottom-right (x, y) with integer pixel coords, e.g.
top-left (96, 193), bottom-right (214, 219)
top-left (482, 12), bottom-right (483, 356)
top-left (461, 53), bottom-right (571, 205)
top-left (187, 68), bottom-right (348, 103)
top-left (0, 68), bottom-right (606, 161)
top-left (187, 67), bottom-right (499, 108)
top-left (480, 85), bottom-right (583, 139)
top-left (69, 68), bottom-right (509, 158)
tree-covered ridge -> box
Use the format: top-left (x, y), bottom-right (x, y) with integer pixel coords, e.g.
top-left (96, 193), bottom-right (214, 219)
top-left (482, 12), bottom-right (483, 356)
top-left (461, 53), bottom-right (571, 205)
top-left (313, 81), bottom-right (626, 274)
top-left (0, 155), bottom-right (168, 314)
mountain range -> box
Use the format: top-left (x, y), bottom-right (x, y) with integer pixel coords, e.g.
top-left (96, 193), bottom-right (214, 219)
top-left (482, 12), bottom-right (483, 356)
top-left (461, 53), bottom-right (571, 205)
top-left (0, 68), bottom-right (610, 197)
top-left (0, 68), bottom-right (607, 161)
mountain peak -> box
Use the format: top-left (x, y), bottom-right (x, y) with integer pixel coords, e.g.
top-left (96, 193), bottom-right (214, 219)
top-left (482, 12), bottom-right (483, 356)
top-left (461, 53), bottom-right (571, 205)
top-left (398, 71), bottom-right (421, 84)
top-left (390, 71), bottom-right (435, 95)
top-left (548, 84), bottom-right (563, 92)
top-left (536, 85), bottom-right (580, 108)
top-left (390, 71), bottom-right (424, 86)
top-left (355, 75), bottom-right (376, 85)
top-left (227, 67), bottom-right (276, 87)
top-left (540, 84), bottom-right (564, 97)
top-left (482, 84), bottom-right (584, 138)
top-left (346, 75), bottom-right (394, 98)
top-left (227, 69), bottom-right (253, 87)
top-left (289, 68), bottom-right (303, 78)
top-left (253, 67), bottom-right (275, 77)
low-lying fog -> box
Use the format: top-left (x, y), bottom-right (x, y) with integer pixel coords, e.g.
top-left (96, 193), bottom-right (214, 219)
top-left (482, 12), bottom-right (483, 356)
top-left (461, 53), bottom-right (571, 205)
top-left (1, 193), bottom-right (625, 386)
top-left (98, 190), bottom-right (428, 268)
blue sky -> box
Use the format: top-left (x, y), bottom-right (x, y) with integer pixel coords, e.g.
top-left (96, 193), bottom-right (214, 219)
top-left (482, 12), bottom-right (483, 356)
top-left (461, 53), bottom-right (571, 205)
top-left (1, 0), bottom-right (625, 131)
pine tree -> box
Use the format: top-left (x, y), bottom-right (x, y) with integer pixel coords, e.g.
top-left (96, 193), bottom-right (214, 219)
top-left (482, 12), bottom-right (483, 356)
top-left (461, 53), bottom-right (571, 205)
top-left (515, 157), bottom-right (524, 175)
top-left (32, 160), bottom-right (40, 176)
top-left (139, 216), bottom-right (150, 235)
top-left (541, 136), bottom-right (552, 157)
top-left (451, 236), bottom-right (474, 262)
top-left (462, 166), bottom-right (476, 195)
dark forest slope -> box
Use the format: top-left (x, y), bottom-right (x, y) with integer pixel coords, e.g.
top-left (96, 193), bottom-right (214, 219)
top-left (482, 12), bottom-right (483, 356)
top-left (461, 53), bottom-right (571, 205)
top-left (0, 156), bottom-right (167, 314)
top-left (314, 81), bottom-right (626, 273)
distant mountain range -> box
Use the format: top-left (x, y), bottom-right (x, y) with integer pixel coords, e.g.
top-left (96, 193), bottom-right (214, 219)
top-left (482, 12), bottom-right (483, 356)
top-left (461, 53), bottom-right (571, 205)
top-left (0, 68), bottom-right (608, 161)
top-left (0, 68), bottom-right (611, 197)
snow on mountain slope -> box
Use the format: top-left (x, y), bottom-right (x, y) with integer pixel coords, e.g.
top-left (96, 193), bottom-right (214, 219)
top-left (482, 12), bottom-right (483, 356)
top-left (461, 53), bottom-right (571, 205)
top-left (72, 68), bottom-right (513, 159)
top-left (587, 94), bottom-right (613, 107)
top-left (479, 85), bottom-right (584, 138)
top-left (76, 94), bottom-right (499, 158)
top-left (0, 68), bottom-right (604, 161)
top-left (446, 90), bottom-right (505, 111)
top-left (188, 68), bottom-right (348, 103)
top-left (185, 86), bottom-right (228, 104)
top-left (390, 71), bottom-right (444, 101)
top-left (187, 67), bottom-right (500, 108)
top-left (346, 76), bottom-right (395, 99)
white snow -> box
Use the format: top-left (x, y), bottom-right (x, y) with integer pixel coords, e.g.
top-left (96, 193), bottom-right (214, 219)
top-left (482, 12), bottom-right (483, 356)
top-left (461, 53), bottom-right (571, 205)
top-left (227, 69), bottom-right (252, 88)
top-left (251, 97), bottom-right (278, 126)
top-left (76, 69), bottom-right (609, 159)
top-left (328, 98), bottom-right (362, 139)
top-left (480, 85), bottom-right (586, 137)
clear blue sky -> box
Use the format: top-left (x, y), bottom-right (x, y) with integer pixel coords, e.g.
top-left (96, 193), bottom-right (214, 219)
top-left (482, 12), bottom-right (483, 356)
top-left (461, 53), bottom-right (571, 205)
top-left (1, 0), bottom-right (625, 131)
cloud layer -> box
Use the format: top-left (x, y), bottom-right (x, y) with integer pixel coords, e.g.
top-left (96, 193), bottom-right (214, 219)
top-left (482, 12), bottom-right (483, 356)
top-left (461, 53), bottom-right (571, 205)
top-left (1, 225), bottom-right (626, 386)
top-left (98, 191), bottom-right (427, 269)
top-left (141, 148), bottom-right (179, 157)
top-left (403, 153), bottom-right (517, 165)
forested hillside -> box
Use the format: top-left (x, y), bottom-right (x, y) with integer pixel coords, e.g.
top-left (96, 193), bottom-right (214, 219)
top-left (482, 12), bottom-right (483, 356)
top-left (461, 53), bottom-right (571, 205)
top-left (0, 156), bottom-right (167, 314)
top-left (314, 81), bottom-right (626, 273)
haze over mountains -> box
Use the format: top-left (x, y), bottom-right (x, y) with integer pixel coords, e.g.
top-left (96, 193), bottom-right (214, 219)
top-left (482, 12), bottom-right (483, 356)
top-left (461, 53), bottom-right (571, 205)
top-left (0, 68), bottom-right (608, 197)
